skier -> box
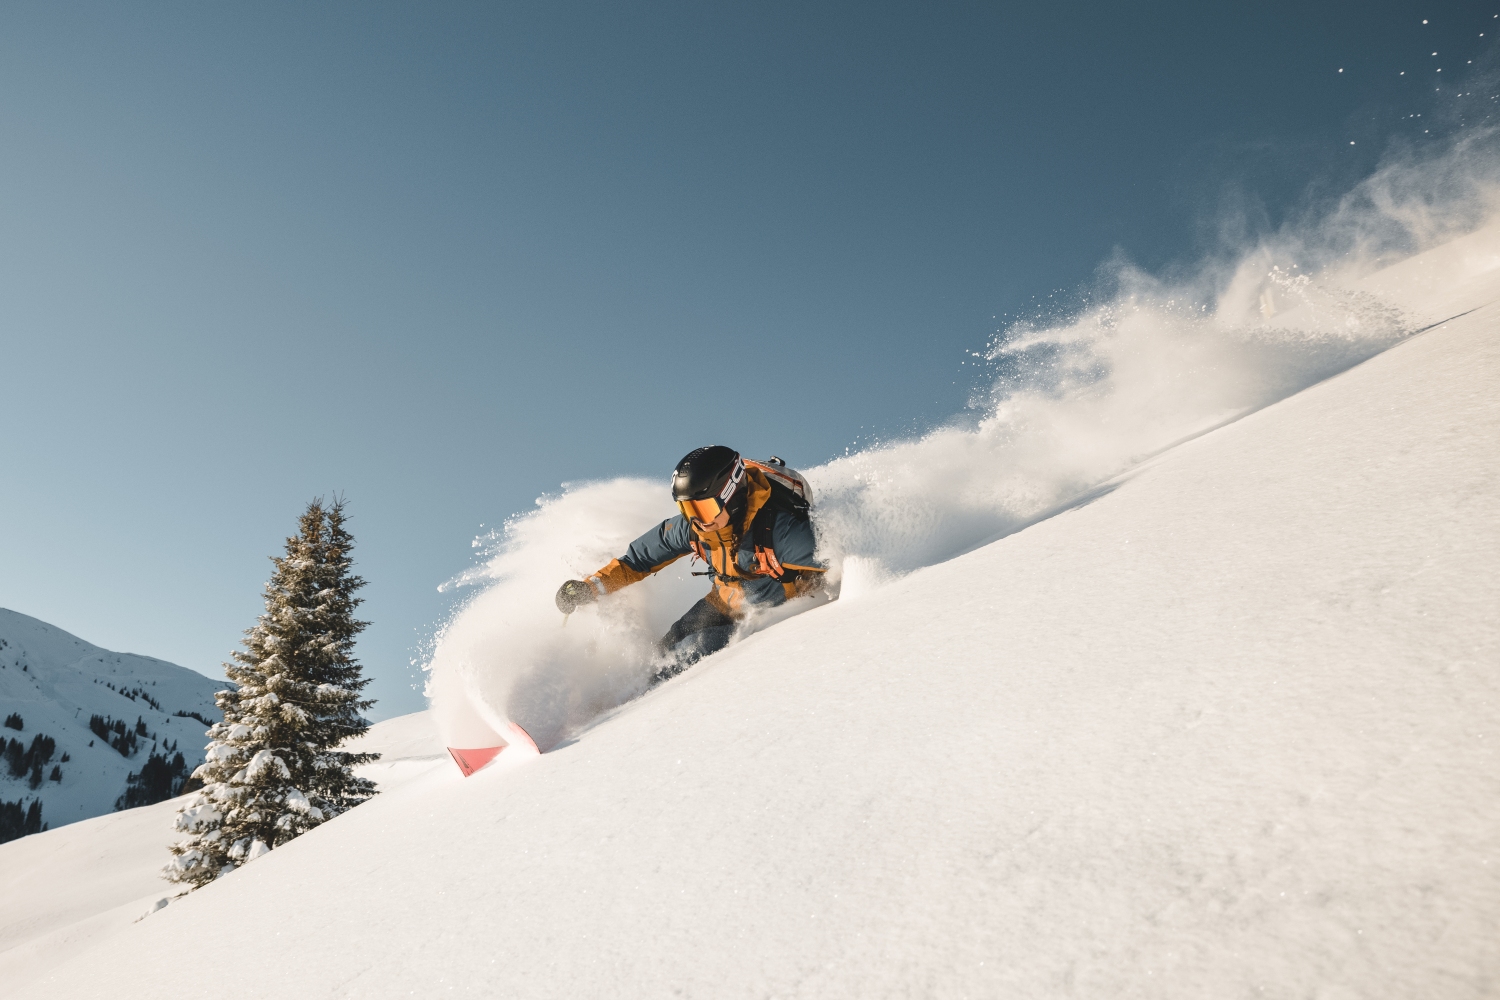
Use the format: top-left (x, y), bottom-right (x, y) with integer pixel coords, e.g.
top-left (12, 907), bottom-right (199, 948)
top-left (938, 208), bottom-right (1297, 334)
top-left (554, 446), bottom-right (826, 681)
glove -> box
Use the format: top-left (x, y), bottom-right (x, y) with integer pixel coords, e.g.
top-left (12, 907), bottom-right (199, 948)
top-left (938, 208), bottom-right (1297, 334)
top-left (555, 579), bottom-right (598, 614)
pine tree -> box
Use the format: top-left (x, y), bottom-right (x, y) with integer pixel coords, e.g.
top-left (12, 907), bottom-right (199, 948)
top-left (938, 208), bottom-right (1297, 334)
top-left (165, 498), bottom-right (379, 889)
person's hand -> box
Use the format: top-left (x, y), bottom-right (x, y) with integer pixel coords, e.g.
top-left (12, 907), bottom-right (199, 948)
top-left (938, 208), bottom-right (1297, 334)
top-left (555, 579), bottom-right (598, 614)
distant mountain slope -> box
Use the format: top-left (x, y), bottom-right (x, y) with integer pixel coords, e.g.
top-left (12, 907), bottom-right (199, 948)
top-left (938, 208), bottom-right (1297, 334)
top-left (0, 609), bottom-right (223, 836)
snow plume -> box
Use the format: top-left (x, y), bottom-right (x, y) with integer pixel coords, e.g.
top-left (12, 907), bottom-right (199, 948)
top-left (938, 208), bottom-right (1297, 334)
top-left (427, 131), bottom-right (1500, 751)
top-left (815, 129), bottom-right (1500, 576)
top-left (427, 480), bottom-right (708, 750)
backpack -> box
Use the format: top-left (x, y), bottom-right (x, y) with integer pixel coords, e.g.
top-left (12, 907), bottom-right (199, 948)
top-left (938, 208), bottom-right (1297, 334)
top-left (744, 456), bottom-right (813, 511)
top-left (744, 457), bottom-right (813, 579)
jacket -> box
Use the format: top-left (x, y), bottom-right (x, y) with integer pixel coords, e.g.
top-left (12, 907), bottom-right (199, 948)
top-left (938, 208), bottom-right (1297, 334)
top-left (587, 465), bottom-right (825, 617)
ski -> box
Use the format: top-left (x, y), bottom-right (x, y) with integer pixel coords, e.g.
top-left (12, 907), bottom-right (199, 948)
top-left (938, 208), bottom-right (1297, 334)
top-left (446, 721), bottom-right (540, 777)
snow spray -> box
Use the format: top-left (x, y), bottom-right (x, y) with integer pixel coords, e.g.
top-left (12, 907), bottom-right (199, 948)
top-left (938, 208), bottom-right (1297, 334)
top-left (426, 127), bottom-right (1500, 751)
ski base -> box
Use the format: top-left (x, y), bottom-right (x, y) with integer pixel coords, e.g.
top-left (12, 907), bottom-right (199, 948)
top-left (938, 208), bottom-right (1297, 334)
top-left (446, 722), bottom-right (540, 777)
top-left (446, 746), bottom-right (502, 776)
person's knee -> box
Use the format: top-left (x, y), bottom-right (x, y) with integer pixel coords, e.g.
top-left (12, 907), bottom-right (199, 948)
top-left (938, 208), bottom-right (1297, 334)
top-left (676, 625), bottom-right (733, 659)
top-left (692, 624), bottom-right (735, 658)
top-left (660, 623), bottom-right (734, 671)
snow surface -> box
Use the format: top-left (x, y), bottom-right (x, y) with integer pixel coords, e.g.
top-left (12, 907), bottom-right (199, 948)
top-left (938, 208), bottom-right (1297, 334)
top-left (0, 796), bottom-right (184, 985)
top-left (5, 214), bottom-right (1496, 997)
top-left (340, 708), bottom-right (447, 795)
top-left (0, 608), bottom-right (223, 829)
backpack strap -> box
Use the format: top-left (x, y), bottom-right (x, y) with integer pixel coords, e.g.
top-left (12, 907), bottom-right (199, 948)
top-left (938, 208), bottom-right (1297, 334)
top-left (751, 522), bottom-right (785, 579)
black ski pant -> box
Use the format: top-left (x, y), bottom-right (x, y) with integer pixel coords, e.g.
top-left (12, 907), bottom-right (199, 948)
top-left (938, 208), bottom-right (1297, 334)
top-left (655, 597), bottom-right (736, 680)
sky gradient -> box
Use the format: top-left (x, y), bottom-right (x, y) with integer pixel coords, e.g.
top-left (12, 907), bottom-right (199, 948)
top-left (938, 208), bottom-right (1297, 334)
top-left (1, 1), bottom-right (1492, 717)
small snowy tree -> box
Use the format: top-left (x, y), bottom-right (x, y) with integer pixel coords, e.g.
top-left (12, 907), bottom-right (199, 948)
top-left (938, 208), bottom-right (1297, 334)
top-left (165, 498), bottom-right (379, 889)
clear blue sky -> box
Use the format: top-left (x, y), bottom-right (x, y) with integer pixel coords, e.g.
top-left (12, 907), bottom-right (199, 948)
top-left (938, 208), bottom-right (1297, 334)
top-left (0, 1), bottom-right (1491, 718)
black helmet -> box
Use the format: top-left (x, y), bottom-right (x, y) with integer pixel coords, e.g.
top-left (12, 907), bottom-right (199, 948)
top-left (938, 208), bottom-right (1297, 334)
top-left (672, 446), bottom-right (744, 525)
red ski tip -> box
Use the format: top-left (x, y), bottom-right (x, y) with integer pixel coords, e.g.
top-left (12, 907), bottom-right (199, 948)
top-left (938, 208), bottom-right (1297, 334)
top-left (446, 722), bottom-right (541, 777)
top-left (503, 721), bottom-right (541, 755)
top-left (447, 746), bottom-right (502, 777)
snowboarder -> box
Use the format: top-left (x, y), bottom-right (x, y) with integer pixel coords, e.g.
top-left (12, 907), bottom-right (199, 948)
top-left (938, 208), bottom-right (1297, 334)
top-left (555, 446), bottom-right (826, 681)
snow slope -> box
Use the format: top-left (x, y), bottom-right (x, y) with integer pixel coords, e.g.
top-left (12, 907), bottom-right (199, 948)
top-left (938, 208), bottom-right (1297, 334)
top-left (340, 707), bottom-right (447, 795)
top-left (0, 796), bottom-right (184, 985)
top-left (9, 224), bottom-right (1497, 997)
top-left (0, 609), bottom-right (223, 832)
top-left (0, 711), bottom-right (444, 985)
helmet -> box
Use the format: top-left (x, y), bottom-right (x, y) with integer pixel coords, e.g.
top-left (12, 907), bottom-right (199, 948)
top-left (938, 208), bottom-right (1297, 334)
top-left (672, 446), bottom-right (744, 525)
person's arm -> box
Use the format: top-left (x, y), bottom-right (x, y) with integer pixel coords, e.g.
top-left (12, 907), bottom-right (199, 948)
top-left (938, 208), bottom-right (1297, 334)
top-left (557, 515), bottom-right (696, 613)
top-left (587, 514), bottom-right (695, 596)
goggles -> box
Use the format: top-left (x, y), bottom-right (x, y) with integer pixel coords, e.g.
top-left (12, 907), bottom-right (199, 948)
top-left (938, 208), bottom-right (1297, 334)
top-left (678, 457), bottom-right (745, 526)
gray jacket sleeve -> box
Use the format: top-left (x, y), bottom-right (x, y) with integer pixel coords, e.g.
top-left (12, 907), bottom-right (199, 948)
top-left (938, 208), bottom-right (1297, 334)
top-left (619, 514), bottom-right (695, 574)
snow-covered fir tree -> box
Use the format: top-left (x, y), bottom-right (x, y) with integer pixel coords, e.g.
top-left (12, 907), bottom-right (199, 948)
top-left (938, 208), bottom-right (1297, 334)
top-left (165, 498), bottom-right (379, 889)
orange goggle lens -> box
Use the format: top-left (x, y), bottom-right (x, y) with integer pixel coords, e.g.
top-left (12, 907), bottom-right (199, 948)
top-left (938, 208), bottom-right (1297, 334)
top-left (678, 497), bottom-right (723, 524)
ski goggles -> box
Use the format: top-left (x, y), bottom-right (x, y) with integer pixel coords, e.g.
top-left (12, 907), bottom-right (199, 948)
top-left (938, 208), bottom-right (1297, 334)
top-left (677, 457), bottom-right (745, 526)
